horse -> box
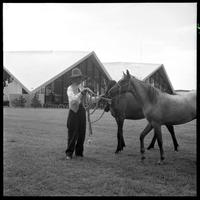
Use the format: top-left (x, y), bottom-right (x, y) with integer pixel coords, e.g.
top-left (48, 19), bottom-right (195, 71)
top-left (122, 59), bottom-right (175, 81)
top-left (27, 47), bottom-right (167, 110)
top-left (109, 70), bottom-right (196, 164)
top-left (102, 79), bottom-right (179, 154)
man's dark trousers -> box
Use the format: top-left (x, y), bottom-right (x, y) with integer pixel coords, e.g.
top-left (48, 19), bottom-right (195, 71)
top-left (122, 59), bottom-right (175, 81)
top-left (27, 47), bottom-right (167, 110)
top-left (66, 104), bottom-right (86, 157)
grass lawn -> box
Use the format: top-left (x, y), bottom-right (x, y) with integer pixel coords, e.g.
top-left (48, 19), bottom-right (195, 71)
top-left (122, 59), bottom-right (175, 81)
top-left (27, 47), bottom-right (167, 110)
top-left (3, 108), bottom-right (196, 196)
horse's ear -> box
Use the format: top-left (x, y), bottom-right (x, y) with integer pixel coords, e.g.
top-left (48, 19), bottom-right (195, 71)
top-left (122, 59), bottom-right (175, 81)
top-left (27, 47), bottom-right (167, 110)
top-left (126, 69), bottom-right (130, 78)
top-left (123, 71), bottom-right (126, 77)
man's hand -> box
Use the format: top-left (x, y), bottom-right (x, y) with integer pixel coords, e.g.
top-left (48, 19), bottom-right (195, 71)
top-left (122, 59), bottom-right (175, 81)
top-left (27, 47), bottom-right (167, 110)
top-left (98, 95), bottom-right (112, 104)
top-left (84, 87), bottom-right (93, 94)
top-left (81, 88), bottom-right (88, 95)
top-left (81, 87), bottom-right (94, 95)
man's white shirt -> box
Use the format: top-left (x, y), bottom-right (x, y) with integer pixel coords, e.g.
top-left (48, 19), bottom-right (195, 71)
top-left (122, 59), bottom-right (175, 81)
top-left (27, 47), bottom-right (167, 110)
top-left (67, 84), bottom-right (99, 113)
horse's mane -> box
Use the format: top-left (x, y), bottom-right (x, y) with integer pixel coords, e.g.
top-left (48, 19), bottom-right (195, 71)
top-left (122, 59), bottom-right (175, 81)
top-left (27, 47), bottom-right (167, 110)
top-left (130, 75), bottom-right (160, 104)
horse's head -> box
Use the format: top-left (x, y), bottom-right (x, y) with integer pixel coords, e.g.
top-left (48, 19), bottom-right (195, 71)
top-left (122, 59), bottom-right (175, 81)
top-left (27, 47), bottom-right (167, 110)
top-left (108, 70), bottom-right (132, 96)
top-left (119, 70), bottom-right (132, 89)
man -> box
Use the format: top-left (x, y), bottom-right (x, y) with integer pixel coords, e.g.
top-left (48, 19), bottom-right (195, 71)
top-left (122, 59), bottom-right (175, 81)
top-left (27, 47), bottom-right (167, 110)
top-left (65, 68), bottom-right (99, 160)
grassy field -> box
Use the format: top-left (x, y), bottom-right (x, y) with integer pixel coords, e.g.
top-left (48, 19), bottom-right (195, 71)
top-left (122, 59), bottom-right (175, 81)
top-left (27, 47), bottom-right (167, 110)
top-left (3, 108), bottom-right (196, 196)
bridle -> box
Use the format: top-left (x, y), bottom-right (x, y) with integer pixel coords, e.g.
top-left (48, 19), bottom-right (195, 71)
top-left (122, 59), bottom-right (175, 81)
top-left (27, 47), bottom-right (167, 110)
top-left (106, 82), bottom-right (121, 96)
top-left (107, 78), bottom-right (131, 97)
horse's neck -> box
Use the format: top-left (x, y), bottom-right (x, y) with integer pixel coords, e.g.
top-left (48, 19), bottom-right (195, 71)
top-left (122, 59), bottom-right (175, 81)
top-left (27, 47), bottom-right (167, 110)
top-left (130, 77), bottom-right (157, 107)
top-left (129, 78), bottom-right (145, 107)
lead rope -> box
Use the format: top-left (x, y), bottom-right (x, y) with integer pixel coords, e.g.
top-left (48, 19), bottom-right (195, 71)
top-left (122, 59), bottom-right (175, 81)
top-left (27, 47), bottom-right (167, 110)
top-left (82, 90), bottom-right (111, 144)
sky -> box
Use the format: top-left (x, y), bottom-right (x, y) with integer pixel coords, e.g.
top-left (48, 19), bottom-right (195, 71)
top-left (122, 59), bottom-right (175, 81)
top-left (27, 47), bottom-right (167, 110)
top-left (3, 3), bottom-right (197, 90)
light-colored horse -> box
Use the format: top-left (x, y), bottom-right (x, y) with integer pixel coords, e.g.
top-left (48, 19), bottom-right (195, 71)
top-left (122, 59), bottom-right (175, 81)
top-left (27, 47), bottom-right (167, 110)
top-left (110, 70), bottom-right (196, 164)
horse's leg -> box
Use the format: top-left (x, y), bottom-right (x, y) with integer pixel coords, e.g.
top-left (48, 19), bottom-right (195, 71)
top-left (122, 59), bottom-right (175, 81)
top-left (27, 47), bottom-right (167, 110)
top-left (148, 125), bottom-right (179, 151)
top-left (121, 127), bottom-right (126, 150)
top-left (153, 124), bottom-right (165, 164)
top-left (147, 127), bottom-right (156, 150)
top-left (140, 123), bottom-right (153, 160)
top-left (166, 125), bottom-right (179, 151)
top-left (147, 134), bottom-right (156, 150)
top-left (115, 118), bottom-right (125, 153)
top-left (121, 119), bottom-right (125, 149)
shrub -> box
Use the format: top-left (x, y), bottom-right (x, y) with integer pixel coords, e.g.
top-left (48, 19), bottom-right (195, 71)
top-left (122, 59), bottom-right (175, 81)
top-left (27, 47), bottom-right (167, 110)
top-left (3, 101), bottom-right (9, 107)
top-left (11, 95), bottom-right (26, 107)
top-left (31, 94), bottom-right (42, 108)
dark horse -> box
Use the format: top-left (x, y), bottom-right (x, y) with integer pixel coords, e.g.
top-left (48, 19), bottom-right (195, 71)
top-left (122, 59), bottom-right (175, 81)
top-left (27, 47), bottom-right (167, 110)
top-left (102, 80), bottom-right (179, 154)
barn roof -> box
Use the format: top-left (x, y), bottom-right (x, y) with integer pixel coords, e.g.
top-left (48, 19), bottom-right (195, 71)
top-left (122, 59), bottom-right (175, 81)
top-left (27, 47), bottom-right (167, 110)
top-left (103, 62), bottom-right (161, 81)
top-left (103, 62), bottom-right (174, 91)
top-left (3, 51), bottom-right (111, 93)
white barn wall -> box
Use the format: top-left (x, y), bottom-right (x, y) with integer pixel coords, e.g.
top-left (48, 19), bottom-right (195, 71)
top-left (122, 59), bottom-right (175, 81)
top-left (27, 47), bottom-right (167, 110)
top-left (3, 80), bottom-right (22, 102)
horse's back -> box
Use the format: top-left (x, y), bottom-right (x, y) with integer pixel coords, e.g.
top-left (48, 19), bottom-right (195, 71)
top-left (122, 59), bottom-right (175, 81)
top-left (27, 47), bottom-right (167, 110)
top-left (151, 90), bottom-right (196, 125)
top-left (169, 90), bottom-right (196, 108)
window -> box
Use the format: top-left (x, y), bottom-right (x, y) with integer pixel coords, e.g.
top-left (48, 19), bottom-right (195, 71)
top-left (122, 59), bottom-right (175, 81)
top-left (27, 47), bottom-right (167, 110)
top-left (22, 88), bottom-right (28, 94)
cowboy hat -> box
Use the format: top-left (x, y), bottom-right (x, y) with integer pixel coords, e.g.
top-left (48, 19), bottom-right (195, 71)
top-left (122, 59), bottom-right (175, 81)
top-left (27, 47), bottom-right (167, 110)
top-left (69, 68), bottom-right (87, 82)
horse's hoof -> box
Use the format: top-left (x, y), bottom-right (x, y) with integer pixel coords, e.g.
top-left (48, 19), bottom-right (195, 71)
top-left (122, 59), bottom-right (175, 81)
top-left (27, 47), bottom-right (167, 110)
top-left (115, 150), bottom-right (120, 154)
top-left (175, 146), bottom-right (179, 151)
top-left (140, 148), bottom-right (145, 154)
top-left (115, 147), bottom-right (123, 153)
top-left (141, 156), bottom-right (146, 160)
top-left (157, 158), bottom-right (165, 165)
top-left (147, 146), bottom-right (154, 150)
top-left (157, 160), bottom-right (163, 165)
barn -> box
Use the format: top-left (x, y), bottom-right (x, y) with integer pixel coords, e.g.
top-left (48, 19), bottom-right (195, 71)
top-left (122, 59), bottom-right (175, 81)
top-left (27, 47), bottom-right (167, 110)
top-left (3, 67), bottom-right (30, 106)
top-left (3, 51), bottom-right (174, 107)
top-left (3, 51), bottom-right (111, 107)
top-left (104, 62), bottom-right (174, 94)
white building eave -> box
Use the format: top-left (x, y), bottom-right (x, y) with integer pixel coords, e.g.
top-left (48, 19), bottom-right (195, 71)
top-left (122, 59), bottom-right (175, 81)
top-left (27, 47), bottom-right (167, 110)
top-left (3, 67), bottom-right (31, 94)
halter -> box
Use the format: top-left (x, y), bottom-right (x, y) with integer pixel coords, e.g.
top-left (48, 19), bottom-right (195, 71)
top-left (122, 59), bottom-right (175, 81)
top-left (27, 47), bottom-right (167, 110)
top-left (107, 82), bottom-right (120, 96)
top-left (108, 79), bottom-right (131, 97)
